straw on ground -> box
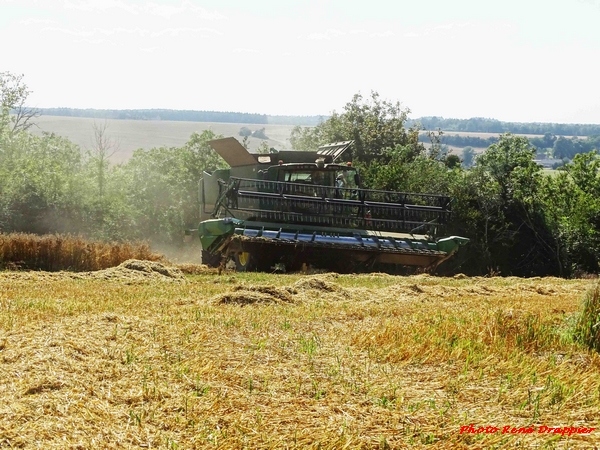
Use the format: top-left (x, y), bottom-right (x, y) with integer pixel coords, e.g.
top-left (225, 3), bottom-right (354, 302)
top-left (0, 267), bottom-right (598, 449)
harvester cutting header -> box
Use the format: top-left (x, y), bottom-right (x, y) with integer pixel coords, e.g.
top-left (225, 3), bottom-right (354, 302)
top-left (198, 137), bottom-right (468, 272)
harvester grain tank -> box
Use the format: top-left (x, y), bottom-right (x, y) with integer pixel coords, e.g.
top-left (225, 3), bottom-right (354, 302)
top-left (198, 137), bottom-right (468, 272)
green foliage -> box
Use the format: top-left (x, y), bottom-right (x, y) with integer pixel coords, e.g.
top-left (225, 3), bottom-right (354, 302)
top-left (288, 124), bottom-right (321, 152)
top-left (542, 151), bottom-right (600, 274)
top-left (449, 135), bottom-right (560, 276)
top-left (0, 90), bottom-right (225, 244)
top-left (419, 133), bottom-right (498, 149)
top-left (415, 116), bottom-right (600, 137)
top-left (474, 134), bottom-right (542, 204)
top-left (0, 72), bottom-right (39, 135)
top-left (251, 127), bottom-right (268, 140)
top-left (122, 130), bottom-right (226, 243)
top-left (2, 75), bottom-right (600, 275)
top-left (445, 154), bottom-right (461, 169)
top-left (290, 91), bottom-right (423, 164)
top-left (461, 147), bottom-right (475, 167)
top-left (361, 144), bottom-right (456, 194)
top-left (0, 130), bottom-right (87, 234)
top-left (256, 142), bottom-right (271, 154)
top-left (574, 282), bottom-right (600, 352)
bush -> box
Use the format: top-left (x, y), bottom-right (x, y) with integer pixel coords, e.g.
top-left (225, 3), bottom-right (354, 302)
top-left (238, 126), bottom-right (252, 137)
top-left (251, 127), bottom-right (268, 139)
top-left (574, 282), bottom-right (600, 352)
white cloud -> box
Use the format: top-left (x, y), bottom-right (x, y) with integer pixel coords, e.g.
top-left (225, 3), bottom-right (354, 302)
top-left (140, 46), bottom-right (163, 53)
top-left (63, 0), bottom-right (224, 20)
top-left (18, 18), bottom-right (57, 26)
top-left (305, 29), bottom-right (345, 41)
top-left (152, 27), bottom-right (222, 38)
top-left (64, 0), bottom-right (137, 14)
top-left (73, 38), bottom-right (117, 45)
top-left (42, 26), bottom-right (95, 37)
top-left (233, 48), bottom-right (260, 54)
top-left (41, 25), bottom-right (220, 40)
top-left (325, 50), bottom-right (350, 56)
top-left (143, 1), bottom-right (225, 20)
top-left (306, 32), bottom-right (329, 41)
top-left (370, 30), bottom-right (394, 38)
top-left (327, 29), bottom-right (344, 37)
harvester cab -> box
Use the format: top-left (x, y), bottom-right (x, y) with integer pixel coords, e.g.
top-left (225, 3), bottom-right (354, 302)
top-left (197, 137), bottom-right (468, 273)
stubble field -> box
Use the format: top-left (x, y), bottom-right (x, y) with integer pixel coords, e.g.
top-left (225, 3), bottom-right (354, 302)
top-left (1, 262), bottom-right (599, 449)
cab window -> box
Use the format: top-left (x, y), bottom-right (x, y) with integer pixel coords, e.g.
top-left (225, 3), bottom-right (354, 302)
top-left (286, 172), bottom-right (312, 182)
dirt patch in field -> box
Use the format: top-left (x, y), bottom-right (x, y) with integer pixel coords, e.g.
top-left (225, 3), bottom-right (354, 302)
top-left (212, 274), bottom-right (352, 305)
top-left (213, 284), bottom-right (297, 305)
top-left (294, 274), bottom-right (347, 294)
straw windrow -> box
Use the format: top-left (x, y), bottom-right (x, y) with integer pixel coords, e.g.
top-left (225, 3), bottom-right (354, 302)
top-left (0, 268), bottom-right (598, 448)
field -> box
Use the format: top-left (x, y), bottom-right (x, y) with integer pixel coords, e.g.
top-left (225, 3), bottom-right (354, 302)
top-left (1, 262), bottom-right (599, 449)
top-left (29, 116), bottom-right (572, 165)
top-left (30, 116), bottom-right (297, 163)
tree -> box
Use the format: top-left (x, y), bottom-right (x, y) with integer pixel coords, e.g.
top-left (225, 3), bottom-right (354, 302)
top-left (290, 91), bottom-right (424, 165)
top-left (0, 131), bottom-right (87, 234)
top-left (542, 132), bottom-right (556, 149)
top-left (239, 126), bottom-right (252, 137)
top-left (123, 130), bottom-right (226, 244)
top-left (542, 151), bottom-right (600, 274)
top-left (461, 146), bottom-right (475, 167)
top-left (452, 134), bottom-right (560, 276)
top-left (251, 128), bottom-right (268, 139)
top-left (88, 121), bottom-right (119, 200)
top-left (553, 136), bottom-right (575, 159)
top-left (0, 72), bottom-right (40, 135)
top-left (445, 154), bottom-right (461, 169)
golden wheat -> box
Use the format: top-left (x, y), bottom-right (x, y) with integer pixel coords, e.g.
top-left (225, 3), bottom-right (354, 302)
top-left (0, 233), bottom-right (163, 271)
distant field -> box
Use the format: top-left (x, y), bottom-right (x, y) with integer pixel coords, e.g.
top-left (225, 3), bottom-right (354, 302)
top-left (30, 115), bottom-right (298, 164)
top-left (29, 115), bottom-right (573, 165)
top-left (436, 131), bottom-right (581, 140)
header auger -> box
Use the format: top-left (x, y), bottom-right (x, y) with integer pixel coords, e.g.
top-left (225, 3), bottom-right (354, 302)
top-left (197, 137), bottom-right (468, 273)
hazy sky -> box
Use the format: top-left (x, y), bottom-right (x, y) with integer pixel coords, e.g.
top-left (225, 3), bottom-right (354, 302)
top-left (2, 0), bottom-right (600, 123)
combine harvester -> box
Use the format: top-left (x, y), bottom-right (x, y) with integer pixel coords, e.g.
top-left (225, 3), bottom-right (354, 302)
top-left (198, 137), bottom-right (468, 273)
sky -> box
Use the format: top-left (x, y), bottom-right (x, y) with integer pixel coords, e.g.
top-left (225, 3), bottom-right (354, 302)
top-left (2, 0), bottom-right (600, 124)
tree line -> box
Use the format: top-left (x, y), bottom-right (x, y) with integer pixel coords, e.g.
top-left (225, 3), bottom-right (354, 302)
top-left (419, 133), bottom-right (600, 162)
top-left (412, 116), bottom-right (600, 137)
top-left (419, 133), bottom-right (498, 149)
top-left (37, 108), bottom-right (600, 137)
top-left (2, 74), bottom-right (599, 276)
top-left (36, 108), bottom-right (324, 126)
